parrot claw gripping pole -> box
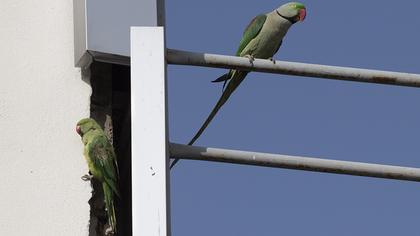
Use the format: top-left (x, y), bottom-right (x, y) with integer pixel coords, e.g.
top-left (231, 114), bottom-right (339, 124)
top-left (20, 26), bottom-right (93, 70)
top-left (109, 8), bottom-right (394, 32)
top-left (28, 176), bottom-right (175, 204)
top-left (244, 54), bottom-right (255, 65)
top-left (81, 174), bottom-right (93, 181)
top-left (105, 226), bottom-right (114, 235)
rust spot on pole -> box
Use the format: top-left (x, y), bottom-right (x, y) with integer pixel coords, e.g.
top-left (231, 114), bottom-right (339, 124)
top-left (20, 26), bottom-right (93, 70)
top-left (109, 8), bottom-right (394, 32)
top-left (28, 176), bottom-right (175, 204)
top-left (371, 76), bottom-right (398, 85)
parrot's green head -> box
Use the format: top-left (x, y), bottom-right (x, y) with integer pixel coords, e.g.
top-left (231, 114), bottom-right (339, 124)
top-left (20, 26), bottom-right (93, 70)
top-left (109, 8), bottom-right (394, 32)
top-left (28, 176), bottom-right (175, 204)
top-left (76, 118), bottom-right (102, 136)
top-left (276, 2), bottom-right (306, 23)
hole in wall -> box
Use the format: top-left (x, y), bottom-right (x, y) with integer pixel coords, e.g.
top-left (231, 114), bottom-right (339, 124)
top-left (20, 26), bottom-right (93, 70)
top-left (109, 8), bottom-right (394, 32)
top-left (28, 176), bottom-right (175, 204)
top-left (88, 61), bottom-right (132, 236)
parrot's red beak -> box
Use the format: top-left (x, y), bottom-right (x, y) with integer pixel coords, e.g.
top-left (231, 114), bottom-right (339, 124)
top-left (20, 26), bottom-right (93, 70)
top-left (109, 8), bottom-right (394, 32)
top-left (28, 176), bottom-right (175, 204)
top-left (76, 125), bottom-right (81, 135)
top-left (298, 8), bottom-right (306, 22)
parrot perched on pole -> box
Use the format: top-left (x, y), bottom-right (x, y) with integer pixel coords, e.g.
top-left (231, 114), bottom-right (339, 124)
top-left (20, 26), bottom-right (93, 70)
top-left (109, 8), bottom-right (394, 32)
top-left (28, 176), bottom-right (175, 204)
top-left (76, 118), bottom-right (120, 234)
top-left (170, 2), bottom-right (306, 169)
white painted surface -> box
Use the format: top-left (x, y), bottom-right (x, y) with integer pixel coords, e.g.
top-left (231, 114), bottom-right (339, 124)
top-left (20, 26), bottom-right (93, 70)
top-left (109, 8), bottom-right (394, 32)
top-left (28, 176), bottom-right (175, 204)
top-left (131, 27), bottom-right (171, 236)
top-left (0, 1), bottom-right (91, 235)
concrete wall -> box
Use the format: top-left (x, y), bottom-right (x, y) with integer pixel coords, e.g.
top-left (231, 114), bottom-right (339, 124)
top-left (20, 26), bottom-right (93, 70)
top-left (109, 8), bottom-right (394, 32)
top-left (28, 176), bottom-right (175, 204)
top-left (0, 1), bottom-right (91, 235)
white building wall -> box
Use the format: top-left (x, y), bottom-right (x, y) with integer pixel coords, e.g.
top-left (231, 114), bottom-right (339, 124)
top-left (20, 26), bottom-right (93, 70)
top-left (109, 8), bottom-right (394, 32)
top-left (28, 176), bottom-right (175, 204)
top-left (0, 1), bottom-right (91, 235)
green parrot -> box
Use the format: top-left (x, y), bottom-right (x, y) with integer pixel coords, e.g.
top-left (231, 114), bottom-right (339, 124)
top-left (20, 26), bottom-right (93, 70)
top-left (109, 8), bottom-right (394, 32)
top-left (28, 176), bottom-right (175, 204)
top-left (76, 118), bottom-right (120, 234)
top-left (170, 2), bottom-right (306, 169)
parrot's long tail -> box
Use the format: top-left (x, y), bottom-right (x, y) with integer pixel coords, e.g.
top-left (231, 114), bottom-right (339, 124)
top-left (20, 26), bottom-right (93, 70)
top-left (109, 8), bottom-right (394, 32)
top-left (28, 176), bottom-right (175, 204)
top-left (103, 182), bottom-right (117, 234)
top-left (170, 71), bottom-right (249, 169)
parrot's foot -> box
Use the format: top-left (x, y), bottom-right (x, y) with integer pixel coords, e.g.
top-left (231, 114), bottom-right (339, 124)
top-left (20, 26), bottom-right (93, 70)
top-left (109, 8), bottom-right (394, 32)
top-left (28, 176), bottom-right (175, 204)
top-left (105, 227), bottom-right (114, 235)
top-left (244, 55), bottom-right (255, 65)
top-left (268, 57), bottom-right (276, 64)
top-left (81, 174), bottom-right (93, 181)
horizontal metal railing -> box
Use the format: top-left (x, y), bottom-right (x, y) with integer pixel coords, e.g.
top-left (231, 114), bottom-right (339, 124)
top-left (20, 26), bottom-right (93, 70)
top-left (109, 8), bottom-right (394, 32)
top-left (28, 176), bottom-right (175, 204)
top-left (166, 49), bottom-right (420, 87)
top-left (170, 143), bottom-right (420, 182)
top-left (163, 49), bottom-right (420, 181)
top-left (91, 49), bottom-right (420, 88)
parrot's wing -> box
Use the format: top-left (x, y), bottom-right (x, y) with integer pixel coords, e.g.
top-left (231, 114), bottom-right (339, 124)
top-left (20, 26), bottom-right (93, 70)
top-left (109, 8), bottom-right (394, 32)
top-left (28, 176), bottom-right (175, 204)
top-left (89, 135), bottom-right (120, 197)
top-left (212, 14), bottom-right (266, 87)
top-left (235, 14), bottom-right (267, 56)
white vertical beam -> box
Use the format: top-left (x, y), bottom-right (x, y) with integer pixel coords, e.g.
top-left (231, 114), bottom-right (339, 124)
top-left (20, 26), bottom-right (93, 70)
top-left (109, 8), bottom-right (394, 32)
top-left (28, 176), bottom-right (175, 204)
top-left (131, 27), bottom-right (170, 236)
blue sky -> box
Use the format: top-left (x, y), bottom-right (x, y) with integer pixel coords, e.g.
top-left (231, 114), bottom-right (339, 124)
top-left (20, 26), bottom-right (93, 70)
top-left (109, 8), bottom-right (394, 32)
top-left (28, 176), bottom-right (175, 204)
top-left (165, 1), bottom-right (420, 235)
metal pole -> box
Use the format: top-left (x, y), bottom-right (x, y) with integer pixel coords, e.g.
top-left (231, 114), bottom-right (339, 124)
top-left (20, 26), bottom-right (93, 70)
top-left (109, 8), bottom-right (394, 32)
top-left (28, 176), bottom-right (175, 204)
top-left (166, 49), bottom-right (420, 88)
top-left (170, 143), bottom-right (420, 182)
top-left (131, 27), bottom-right (171, 236)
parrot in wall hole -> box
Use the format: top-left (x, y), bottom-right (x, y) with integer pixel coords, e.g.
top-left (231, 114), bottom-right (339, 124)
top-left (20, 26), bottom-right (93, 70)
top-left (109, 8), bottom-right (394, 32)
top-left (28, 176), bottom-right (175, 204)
top-left (170, 2), bottom-right (306, 169)
top-left (76, 118), bottom-right (120, 234)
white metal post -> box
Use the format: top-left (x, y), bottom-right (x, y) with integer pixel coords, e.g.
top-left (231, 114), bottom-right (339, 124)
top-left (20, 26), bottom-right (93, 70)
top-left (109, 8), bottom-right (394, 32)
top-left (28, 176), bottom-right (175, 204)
top-left (131, 27), bottom-right (171, 236)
